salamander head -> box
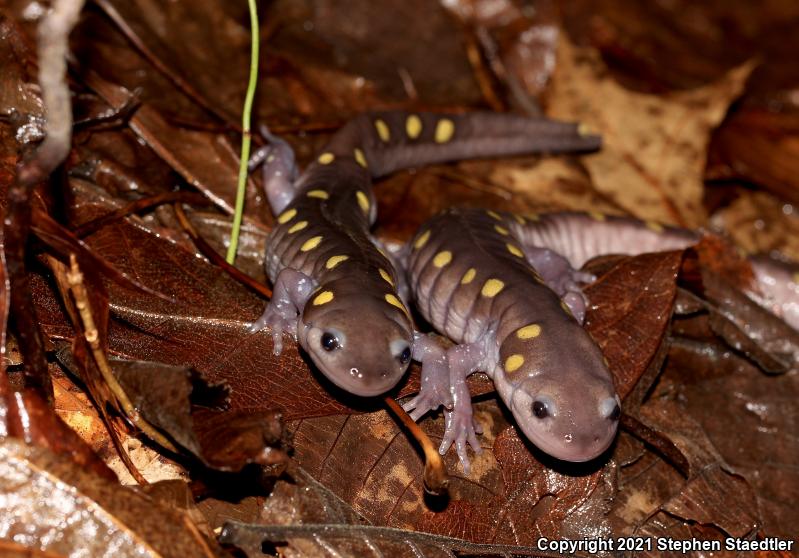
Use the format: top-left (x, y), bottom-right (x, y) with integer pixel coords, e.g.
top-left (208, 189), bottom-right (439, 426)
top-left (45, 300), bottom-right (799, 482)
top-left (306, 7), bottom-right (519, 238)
top-left (498, 321), bottom-right (620, 461)
top-left (299, 292), bottom-right (413, 396)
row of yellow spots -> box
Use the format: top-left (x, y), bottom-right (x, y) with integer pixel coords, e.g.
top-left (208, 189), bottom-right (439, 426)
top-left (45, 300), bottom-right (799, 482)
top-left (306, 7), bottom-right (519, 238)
top-left (488, 209), bottom-right (530, 226)
top-left (504, 323), bottom-right (543, 373)
top-left (275, 207), bottom-right (323, 252)
top-left (317, 149), bottom-right (368, 169)
top-left (485, 212), bottom-right (526, 259)
top-left (429, 246), bottom-right (507, 298)
top-left (373, 115), bottom-right (456, 144)
top-left (311, 259), bottom-right (408, 318)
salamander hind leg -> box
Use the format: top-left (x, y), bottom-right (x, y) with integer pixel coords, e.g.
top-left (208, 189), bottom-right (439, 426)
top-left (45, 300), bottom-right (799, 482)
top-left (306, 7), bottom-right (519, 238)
top-left (524, 246), bottom-right (594, 324)
top-left (250, 268), bottom-right (317, 355)
top-left (249, 126), bottom-right (299, 215)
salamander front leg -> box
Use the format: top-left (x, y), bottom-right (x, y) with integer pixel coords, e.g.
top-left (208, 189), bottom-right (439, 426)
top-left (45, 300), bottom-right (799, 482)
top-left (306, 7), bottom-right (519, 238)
top-left (403, 332), bottom-right (452, 419)
top-left (249, 268), bottom-right (317, 354)
top-left (441, 341), bottom-right (486, 475)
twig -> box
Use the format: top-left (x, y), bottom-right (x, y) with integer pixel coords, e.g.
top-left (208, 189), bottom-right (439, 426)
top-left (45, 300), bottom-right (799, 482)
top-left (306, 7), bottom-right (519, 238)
top-left (173, 203), bottom-right (272, 298)
top-left (384, 396), bottom-right (449, 495)
top-left (6, 0), bottom-right (86, 402)
top-left (65, 254), bottom-right (179, 455)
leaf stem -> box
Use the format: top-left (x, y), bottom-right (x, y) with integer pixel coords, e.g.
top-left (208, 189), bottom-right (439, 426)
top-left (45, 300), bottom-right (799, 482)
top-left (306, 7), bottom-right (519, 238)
top-left (226, 0), bottom-right (260, 264)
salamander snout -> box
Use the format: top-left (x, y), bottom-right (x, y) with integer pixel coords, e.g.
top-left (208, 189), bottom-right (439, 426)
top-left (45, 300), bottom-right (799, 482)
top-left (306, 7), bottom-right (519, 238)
top-left (510, 376), bottom-right (620, 462)
top-left (299, 310), bottom-right (413, 397)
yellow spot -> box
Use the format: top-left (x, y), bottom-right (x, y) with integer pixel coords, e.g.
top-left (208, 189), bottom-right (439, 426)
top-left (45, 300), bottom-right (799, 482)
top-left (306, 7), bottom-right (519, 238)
top-left (461, 268), bottom-right (476, 284)
top-left (494, 225), bottom-right (509, 236)
top-left (505, 354), bottom-right (524, 372)
top-left (277, 208), bottom-right (297, 224)
top-left (434, 118), bottom-right (455, 143)
top-left (433, 251), bottom-right (452, 268)
top-left (481, 278), bottom-right (504, 297)
top-left (561, 301), bottom-right (572, 315)
top-left (507, 243), bottom-right (524, 258)
top-left (354, 148), bottom-right (367, 168)
top-left (589, 211), bottom-right (606, 221)
top-left (577, 122), bottom-right (595, 137)
top-left (318, 152), bottom-right (335, 165)
top-left (379, 268), bottom-right (394, 286)
top-left (517, 324), bottom-right (542, 339)
top-left (645, 220), bottom-right (664, 233)
top-left (307, 189), bottom-right (329, 199)
top-left (414, 230), bottom-right (431, 250)
top-left (288, 220), bottom-right (308, 234)
top-left (313, 291), bottom-right (334, 305)
top-left (406, 114), bottom-right (422, 139)
top-left (325, 255), bottom-right (349, 269)
top-left (300, 236), bottom-right (322, 252)
top-left (486, 210), bottom-right (502, 221)
top-left (385, 294), bottom-right (408, 315)
top-left (514, 214), bottom-right (526, 225)
top-left (793, 272), bottom-right (799, 285)
top-left (375, 119), bottom-right (390, 142)
top-left (526, 213), bottom-right (540, 222)
top-left (356, 191), bottom-right (370, 214)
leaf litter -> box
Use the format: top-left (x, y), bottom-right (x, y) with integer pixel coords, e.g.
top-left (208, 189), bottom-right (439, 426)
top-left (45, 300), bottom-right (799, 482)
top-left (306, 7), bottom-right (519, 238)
top-left (0, 0), bottom-right (797, 557)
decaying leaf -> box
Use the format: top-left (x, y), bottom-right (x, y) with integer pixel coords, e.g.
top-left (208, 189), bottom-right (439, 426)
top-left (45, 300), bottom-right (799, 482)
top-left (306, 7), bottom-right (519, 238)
top-left (0, 438), bottom-right (223, 557)
top-left (547, 36), bottom-right (755, 226)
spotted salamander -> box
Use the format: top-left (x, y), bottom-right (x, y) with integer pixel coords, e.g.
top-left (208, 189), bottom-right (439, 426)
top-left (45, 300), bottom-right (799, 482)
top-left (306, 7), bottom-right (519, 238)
top-left (250, 112), bottom-right (601, 397)
top-left (404, 208), bottom-right (799, 472)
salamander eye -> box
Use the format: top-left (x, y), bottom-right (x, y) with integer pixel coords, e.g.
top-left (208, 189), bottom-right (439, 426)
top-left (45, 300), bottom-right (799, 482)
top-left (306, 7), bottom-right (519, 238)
top-left (608, 404), bottom-right (621, 421)
top-left (321, 332), bottom-right (340, 351)
top-left (399, 346), bottom-right (411, 365)
top-left (532, 400), bottom-right (549, 419)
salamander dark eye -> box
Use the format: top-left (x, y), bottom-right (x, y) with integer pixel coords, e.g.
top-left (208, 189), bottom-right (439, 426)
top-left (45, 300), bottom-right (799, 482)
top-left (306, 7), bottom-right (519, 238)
top-left (609, 404), bottom-right (621, 421)
top-left (532, 400), bottom-right (548, 419)
top-left (321, 332), bottom-right (340, 351)
top-left (399, 346), bottom-right (411, 365)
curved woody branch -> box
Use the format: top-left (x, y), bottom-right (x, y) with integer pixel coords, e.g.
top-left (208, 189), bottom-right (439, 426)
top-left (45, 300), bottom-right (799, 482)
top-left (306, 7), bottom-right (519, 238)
top-left (5, 0), bottom-right (86, 400)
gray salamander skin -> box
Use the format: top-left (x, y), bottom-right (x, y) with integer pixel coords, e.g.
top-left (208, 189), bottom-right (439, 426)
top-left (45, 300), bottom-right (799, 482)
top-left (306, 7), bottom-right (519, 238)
top-left (404, 208), bottom-right (799, 471)
top-left (251, 112), bottom-right (602, 397)
top-left (406, 208), bottom-right (622, 464)
top-left (505, 210), bottom-right (799, 332)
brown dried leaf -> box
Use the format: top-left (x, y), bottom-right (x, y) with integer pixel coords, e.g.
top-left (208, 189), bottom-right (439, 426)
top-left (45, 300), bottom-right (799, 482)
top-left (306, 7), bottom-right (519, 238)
top-left (292, 401), bottom-right (613, 545)
top-left (665, 340), bottom-right (799, 539)
top-left (636, 398), bottom-right (759, 540)
top-left (0, 438), bottom-right (222, 557)
top-left (583, 251), bottom-right (684, 399)
top-left (548, 36), bottom-right (754, 226)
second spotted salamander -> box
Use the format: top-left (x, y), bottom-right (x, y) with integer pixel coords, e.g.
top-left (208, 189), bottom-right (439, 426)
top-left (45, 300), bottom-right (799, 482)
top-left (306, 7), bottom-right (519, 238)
top-left (404, 208), bottom-right (799, 471)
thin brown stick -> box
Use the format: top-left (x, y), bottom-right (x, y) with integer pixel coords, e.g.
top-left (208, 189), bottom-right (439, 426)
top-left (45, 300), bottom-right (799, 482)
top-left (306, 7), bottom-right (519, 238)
top-left (384, 396), bottom-right (448, 495)
top-left (73, 191), bottom-right (210, 237)
top-left (7, 0), bottom-right (87, 402)
top-left (173, 203), bottom-right (272, 298)
top-left (65, 255), bottom-right (179, 456)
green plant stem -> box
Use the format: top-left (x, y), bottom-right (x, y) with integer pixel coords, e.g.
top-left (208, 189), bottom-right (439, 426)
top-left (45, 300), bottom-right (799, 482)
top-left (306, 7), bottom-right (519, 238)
top-left (226, 0), bottom-right (260, 264)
